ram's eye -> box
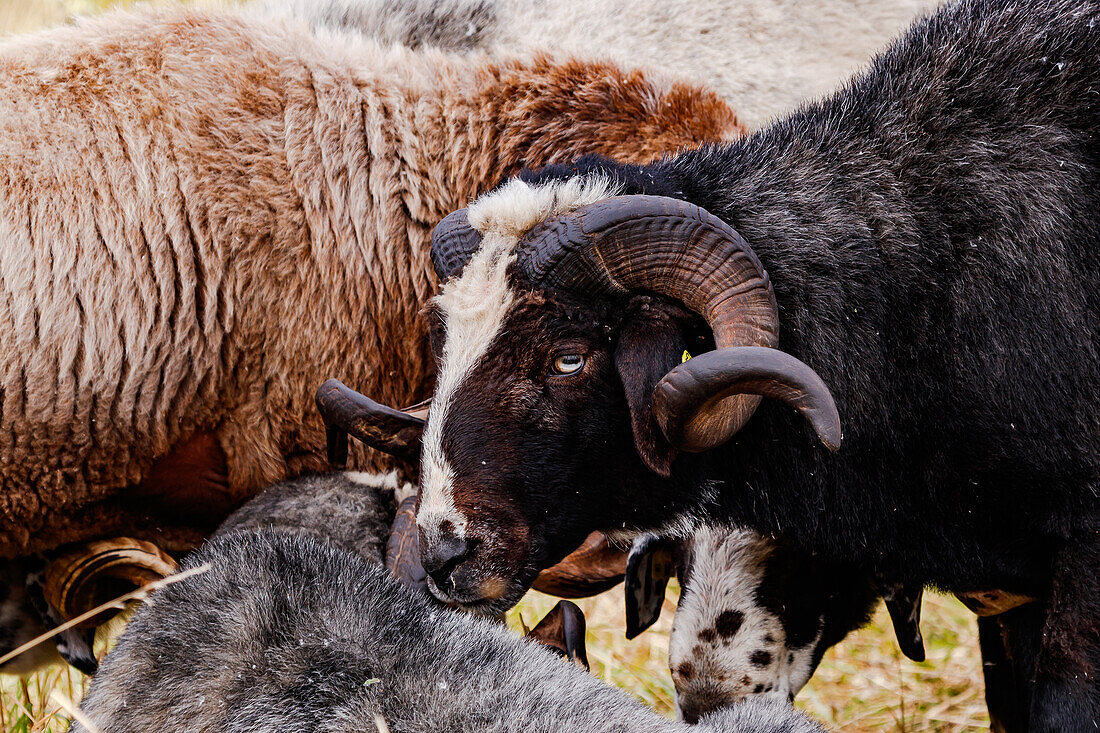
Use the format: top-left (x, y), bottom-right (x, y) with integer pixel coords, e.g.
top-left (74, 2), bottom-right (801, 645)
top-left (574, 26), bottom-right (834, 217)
top-left (551, 354), bottom-right (585, 375)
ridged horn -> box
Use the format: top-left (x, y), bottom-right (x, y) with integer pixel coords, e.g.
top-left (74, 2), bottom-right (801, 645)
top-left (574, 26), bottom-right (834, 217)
top-left (44, 537), bottom-right (178, 626)
top-left (654, 348), bottom-right (842, 451)
top-left (386, 495), bottom-right (428, 591)
top-left (315, 379), bottom-right (427, 467)
top-left (514, 194), bottom-right (840, 452)
top-left (431, 208), bottom-right (483, 281)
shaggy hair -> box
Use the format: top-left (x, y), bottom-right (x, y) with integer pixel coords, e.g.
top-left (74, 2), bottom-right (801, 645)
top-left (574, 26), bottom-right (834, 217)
top-left (418, 0), bottom-right (1100, 727)
top-left (212, 470), bottom-right (411, 564)
top-left (70, 531), bottom-right (824, 733)
top-left (0, 5), bottom-right (739, 558)
top-left (255, 0), bottom-right (939, 128)
top-left (1, 470), bottom-right (403, 674)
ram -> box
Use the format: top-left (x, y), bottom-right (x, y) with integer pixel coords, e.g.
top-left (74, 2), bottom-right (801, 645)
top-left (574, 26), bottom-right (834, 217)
top-left (327, 0), bottom-right (1100, 728)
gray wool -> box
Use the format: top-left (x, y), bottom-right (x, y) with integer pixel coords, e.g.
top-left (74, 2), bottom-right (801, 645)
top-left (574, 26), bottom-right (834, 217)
top-left (212, 471), bottom-right (397, 566)
top-left (71, 531), bottom-right (824, 733)
top-left (702, 700), bottom-right (829, 733)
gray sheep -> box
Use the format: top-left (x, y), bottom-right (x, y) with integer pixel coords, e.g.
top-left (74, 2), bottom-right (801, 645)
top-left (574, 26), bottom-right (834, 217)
top-left (71, 529), bottom-right (824, 733)
top-left (212, 470), bottom-right (413, 565)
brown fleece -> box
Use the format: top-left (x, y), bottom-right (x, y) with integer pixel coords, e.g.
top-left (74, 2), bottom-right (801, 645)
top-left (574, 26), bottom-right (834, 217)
top-left (0, 7), bottom-right (742, 556)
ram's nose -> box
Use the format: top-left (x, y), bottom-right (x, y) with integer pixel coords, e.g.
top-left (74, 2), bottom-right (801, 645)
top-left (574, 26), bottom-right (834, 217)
top-left (420, 532), bottom-right (470, 590)
top-left (56, 627), bottom-right (99, 676)
top-left (677, 692), bottom-right (728, 726)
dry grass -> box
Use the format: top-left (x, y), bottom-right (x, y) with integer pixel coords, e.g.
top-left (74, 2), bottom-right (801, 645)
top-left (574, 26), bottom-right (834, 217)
top-left (0, 0), bottom-right (220, 38)
top-left (509, 585), bottom-right (989, 732)
top-left (0, 1), bottom-right (988, 730)
top-left (1, 667), bottom-right (85, 733)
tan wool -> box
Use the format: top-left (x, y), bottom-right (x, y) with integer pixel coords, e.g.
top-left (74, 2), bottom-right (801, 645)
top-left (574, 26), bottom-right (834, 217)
top-left (0, 6), bottom-right (741, 556)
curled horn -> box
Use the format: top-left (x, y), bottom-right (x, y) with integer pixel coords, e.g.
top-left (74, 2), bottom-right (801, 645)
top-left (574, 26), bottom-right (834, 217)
top-left (532, 532), bottom-right (627, 598)
top-left (315, 379), bottom-right (427, 467)
top-left (44, 537), bottom-right (178, 626)
top-left (514, 194), bottom-right (840, 452)
top-left (655, 348), bottom-right (841, 451)
top-left (431, 208), bottom-right (484, 281)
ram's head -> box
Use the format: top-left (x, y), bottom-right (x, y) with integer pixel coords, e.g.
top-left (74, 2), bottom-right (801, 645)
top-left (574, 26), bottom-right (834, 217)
top-left (323, 174), bottom-right (840, 614)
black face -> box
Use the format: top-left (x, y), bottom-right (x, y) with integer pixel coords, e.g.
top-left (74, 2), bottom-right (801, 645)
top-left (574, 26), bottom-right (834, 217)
top-left (417, 288), bottom-right (710, 613)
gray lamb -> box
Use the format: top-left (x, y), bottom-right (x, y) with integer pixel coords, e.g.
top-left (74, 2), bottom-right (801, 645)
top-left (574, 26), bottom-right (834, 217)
top-left (71, 527), bottom-right (822, 732)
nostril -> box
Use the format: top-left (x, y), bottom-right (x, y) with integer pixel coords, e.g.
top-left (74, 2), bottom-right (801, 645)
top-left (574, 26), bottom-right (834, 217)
top-left (678, 695), bottom-right (725, 726)
top-left (423, 534), bottom-right (469, 588)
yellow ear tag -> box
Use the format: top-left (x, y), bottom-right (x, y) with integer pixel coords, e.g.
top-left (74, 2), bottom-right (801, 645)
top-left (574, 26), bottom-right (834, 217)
top-left (682, 350), bottom-right (692, 363)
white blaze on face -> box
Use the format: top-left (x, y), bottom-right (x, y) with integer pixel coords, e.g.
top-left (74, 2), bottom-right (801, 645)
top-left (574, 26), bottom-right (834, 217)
top-left (418, 176), bottom-right (621, 541)
top-left (670, 527), bottom-right (820, 712)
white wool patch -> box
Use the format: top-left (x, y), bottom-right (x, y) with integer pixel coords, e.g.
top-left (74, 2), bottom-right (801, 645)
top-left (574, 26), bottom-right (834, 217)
top-left (343, 470), bottom-right (401, 490)
top-left (466, 175), bottom-right (621, 238)
top-left (343, 470), bottom-right (417, 504)
top-left (417, 232), bottom-right (514, 540)
top-left (418, 176), bottom-right (621, 539)
top-left (670, 527), bottom-right (820, 712)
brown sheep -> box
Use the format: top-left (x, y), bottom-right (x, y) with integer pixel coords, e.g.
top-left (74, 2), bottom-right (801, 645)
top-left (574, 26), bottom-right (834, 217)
top-left (0, 6), bottom-right (740, 561)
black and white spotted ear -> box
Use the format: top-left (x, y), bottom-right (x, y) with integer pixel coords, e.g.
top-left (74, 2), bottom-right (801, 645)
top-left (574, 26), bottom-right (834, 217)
top-left (624, 533), bottom-right (679, 639)
top-left (877, 580), bottom-right (926, 662)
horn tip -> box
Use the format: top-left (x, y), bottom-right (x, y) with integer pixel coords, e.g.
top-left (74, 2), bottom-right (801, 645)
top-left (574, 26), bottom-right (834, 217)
top-left (820, 423), bottom-right (843, 451)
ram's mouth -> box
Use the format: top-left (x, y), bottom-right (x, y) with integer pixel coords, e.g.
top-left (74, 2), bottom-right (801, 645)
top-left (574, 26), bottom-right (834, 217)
top-left (430, 591), bottom-right (514, 619)
top-left (427, 575), bottom-right (530, 618)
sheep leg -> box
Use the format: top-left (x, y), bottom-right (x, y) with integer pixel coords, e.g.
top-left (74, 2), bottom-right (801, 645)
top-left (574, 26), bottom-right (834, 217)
top-left (978, 613), bottom-right (1029, 733)
top-left (1028, 536), bottom-right (1100, 731)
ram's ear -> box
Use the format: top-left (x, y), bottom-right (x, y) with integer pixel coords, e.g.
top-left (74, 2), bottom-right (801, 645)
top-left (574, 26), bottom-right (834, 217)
top-left (527, 601), bottom-right (590, 670)
top-left (876, 580), bottom-right (926, 663)
top-left (624, 533), bottom-right (678, 639)
top-left (614, 309), bottom-right (689, 478)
